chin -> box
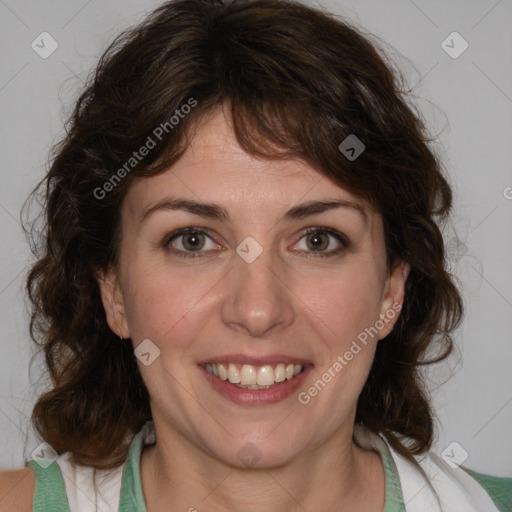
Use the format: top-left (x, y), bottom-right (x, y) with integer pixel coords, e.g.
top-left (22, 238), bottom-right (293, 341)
top-left (211, 433), bottom-right (304, 469)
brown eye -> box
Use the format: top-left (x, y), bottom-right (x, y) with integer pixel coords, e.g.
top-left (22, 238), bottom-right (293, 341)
top-left (180, 231), bottom-right (206, 251)
top-left (293, 227), bottom-right (349, 257)
top-left (165, 227), bottom-right (219, 258)
top-left (305, 231), bottom-right (330, 251)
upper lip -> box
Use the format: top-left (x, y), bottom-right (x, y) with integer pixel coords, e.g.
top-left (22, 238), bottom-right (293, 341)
top-left (198, 353), bottom-right (313, 366)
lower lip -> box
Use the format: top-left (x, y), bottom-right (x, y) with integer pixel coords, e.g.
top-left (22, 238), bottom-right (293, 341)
top-left (199, 365), bottom-right (313, 406)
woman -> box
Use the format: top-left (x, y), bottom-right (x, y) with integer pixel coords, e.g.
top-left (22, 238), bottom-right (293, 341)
top-left (0, 0), bottom-right (510, 510)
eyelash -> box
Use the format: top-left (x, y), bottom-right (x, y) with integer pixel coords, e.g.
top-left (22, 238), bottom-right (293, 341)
top-left (162, 226), bottom-right (350, 259)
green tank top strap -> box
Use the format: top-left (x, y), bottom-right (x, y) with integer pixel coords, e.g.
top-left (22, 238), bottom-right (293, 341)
top-left (379, 445), bottom-right (407, 512)
top-left (461, 467), bottom-right (512, 512)
top-left (117, 428), bottom-right (148, 512)
top-left (25, 459), bottom-right (71, 512)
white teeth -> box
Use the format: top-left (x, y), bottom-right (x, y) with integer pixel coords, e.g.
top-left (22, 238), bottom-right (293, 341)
top-left (204, 362), bottom-right (305, 386)
top-left (218, 363), bottom-right (228, 380)
top-left (274, 363), bottom-right (286, 383)
top-left (240, 364), bottom-right (257, 385)
top-left (257, 365), bottom-right (274, 386)
top-left (228, 363), bottom-right (241, 383)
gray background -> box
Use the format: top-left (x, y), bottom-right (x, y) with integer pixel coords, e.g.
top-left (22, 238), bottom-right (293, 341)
top-left (0, 0), bottom-right (511, 476)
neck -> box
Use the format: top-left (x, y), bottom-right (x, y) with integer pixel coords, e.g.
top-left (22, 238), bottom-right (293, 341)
top-left (140, 423), bottom-right (385, 512)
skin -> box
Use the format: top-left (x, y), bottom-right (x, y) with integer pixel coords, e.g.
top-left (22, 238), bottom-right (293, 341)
top-left (97, 104), bottom-right (410, 512)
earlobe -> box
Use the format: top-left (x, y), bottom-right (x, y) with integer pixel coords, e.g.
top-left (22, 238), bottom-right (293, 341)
top-left (378, 260), bottom-right (410, 340)
top-left (95, 268), bottom-right (130, 339)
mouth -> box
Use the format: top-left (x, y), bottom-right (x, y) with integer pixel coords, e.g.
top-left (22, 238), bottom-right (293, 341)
top-left (198, 360), bottom-right (313, 406)
top-left (201, 362), bottom-right (308, 389)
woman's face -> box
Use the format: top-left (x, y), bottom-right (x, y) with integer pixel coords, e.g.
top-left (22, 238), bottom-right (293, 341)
top-left (98, 106), bottom-right (409, 468)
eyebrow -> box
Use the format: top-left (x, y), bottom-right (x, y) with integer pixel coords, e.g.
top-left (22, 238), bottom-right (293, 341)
top-left (139, 197), bottom-right (369, 226)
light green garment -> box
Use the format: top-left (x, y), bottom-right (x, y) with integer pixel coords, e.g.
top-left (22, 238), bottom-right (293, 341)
top-left (26, 427), bottom-right (512, 512)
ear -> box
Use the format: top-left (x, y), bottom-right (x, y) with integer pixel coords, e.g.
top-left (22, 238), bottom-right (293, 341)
top-left (95, 267), bottom-right (130, 339)
top-left (377, 260), bottom-right (410, 341)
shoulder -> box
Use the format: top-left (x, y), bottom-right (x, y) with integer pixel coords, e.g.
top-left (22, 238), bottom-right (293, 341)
top-left (372, 430), bottom-right (511, 512)
top-left (0, 467), bottom-right (35, 512)
top-left (461, 466), bottom-right (512, 512)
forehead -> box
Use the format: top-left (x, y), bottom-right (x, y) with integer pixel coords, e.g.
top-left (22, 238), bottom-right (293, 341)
top-left (122, 107), bottom-right (375, 224)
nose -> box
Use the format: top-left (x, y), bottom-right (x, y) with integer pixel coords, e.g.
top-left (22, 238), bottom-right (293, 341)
top-left (221, 240), bottom-right (295, 339)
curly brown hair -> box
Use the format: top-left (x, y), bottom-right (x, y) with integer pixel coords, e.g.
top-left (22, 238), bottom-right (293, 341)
top-left (23, 0), bottom-right (463, 472)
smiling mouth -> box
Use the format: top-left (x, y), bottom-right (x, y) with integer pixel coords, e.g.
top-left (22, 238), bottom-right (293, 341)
top-left (202, 362), bottom-right (308, 389)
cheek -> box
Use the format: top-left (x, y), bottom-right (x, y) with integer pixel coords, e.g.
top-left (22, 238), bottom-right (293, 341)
top-left (297, 272), bottom-right (383, 413)
top-left (299, 267), bottom-right (384, 350)
top-left (120, 256), bottom-right (207, 347)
